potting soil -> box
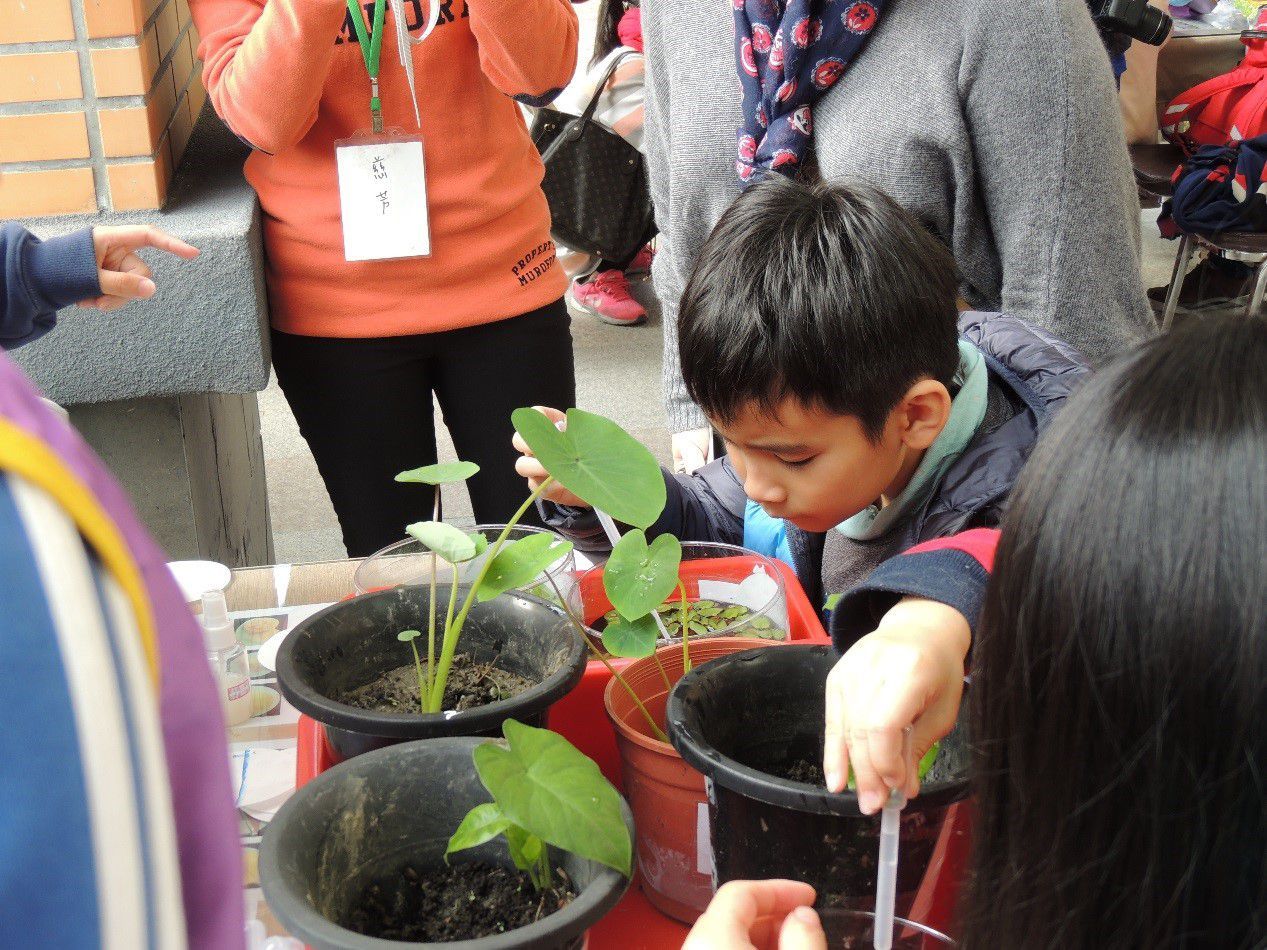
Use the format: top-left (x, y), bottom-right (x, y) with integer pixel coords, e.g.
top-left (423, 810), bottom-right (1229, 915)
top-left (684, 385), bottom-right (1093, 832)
top-left (338, 654), bottom-right (533, 713)
top-left (343, 862), bottom-right (576, 941)
top-left (772, 757), bottom-right (827, 786)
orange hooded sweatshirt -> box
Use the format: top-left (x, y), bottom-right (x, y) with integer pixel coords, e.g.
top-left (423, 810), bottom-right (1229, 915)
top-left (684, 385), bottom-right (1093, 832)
top-left (189, 0), bottom-right (576, 338)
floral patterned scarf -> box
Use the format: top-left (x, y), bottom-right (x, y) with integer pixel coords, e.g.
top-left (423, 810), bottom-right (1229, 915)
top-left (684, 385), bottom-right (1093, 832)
top-left (734, 0), bottom-right (886, 182)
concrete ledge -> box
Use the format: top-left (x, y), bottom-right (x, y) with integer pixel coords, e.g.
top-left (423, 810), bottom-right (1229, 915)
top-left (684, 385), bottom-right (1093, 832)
top-left (9, 105), bottom-right (268, 404)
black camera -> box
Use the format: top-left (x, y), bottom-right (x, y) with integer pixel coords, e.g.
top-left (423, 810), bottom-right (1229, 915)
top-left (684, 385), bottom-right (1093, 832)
top-left (1088, 0), bottom-right (1172, 46)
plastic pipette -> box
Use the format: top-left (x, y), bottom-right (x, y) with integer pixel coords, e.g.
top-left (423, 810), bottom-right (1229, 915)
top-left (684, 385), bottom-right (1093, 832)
top-left (595, 509), bottom-right (674, 642)
top-left (873, 730), bottom-right (912, 950)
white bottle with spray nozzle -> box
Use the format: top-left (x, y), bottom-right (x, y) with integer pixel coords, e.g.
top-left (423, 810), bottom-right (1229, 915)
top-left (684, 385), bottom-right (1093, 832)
top-left (201, 590), bottom-right (252, 726)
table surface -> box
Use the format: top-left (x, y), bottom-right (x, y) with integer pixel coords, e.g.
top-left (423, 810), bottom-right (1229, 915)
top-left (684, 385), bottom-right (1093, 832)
top-left (228, 558), bottom-right (693, 947)
top-left (228, 559), bottom-right (363, 940)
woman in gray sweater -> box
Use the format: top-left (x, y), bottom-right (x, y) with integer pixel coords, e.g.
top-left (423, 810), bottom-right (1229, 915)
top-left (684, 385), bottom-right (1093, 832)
top-left (645, 0), bottom-right (1154, 459)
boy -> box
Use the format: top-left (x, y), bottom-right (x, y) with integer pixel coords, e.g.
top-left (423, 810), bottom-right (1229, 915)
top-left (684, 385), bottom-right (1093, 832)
top-left (516, 176), bottom-right (1084, 808)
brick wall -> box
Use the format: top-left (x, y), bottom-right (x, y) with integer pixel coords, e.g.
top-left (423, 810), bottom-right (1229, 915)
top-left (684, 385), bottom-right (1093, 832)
top-left (0, 0), bottom-right (208, 216)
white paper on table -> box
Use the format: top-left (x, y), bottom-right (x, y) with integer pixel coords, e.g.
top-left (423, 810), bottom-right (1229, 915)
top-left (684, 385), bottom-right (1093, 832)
top-left (232, 747), bottom-right (297, 822)
top-left (253, 603), bottom-right (332, 671)
top-left (697, 565), bottom-right (780, 613)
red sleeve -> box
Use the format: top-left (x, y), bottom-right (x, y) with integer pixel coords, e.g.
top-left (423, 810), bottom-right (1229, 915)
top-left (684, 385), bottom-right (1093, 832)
top-left (904, 528), bottom-right (1000, 572)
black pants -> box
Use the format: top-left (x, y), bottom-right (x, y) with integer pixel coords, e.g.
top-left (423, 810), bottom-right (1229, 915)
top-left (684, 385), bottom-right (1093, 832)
top-left (272, 300), bottom-right (576, 557)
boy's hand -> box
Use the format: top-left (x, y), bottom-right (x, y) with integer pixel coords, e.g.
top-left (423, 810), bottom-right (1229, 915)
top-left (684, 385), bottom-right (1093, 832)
top-left (80, 225), bottom-right (200, 312)
top-left (823, 597), bottom-right (969, 814)
top-left (512, 406), bottom-right (589, 507)
top-left (684, 880), bottom-right (825, 950)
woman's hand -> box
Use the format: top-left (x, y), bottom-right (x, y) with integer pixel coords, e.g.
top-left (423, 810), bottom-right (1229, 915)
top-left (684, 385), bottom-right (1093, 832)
top-left (80, 226), bottom-right (199, 312)
top-left (684, 880), bottom-right (826, 950)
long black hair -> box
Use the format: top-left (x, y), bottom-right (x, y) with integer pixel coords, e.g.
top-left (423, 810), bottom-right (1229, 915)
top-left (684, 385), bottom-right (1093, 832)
top-left (963, 315), bottom-right (1267, 949)
top-left (592, 0), bottom-right (632, 67)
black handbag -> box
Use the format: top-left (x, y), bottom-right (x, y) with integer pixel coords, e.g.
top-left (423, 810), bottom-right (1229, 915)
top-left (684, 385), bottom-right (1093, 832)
top-left (531, 52), bottom-right (656, 264)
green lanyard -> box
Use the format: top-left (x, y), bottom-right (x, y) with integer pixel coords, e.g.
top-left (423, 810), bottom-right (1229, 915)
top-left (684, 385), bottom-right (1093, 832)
top-left (346, 0), bottom-right (387, 133)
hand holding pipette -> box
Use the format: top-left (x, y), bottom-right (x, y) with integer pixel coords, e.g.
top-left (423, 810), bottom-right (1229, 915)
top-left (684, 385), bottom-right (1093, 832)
top-left (823, 597), bottom-right (969, 810)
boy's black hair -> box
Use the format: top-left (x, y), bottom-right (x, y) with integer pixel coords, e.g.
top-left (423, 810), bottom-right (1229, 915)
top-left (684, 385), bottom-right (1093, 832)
top-left (678, 176), bottom-right (961, 440)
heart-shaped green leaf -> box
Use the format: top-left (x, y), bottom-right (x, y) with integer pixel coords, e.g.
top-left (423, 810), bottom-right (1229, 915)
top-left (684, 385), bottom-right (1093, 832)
top-left (446, 803), bottom-right (511, 859)
top-left (395, 461), bottom-right (480, 485)
top-left (512, 408), bottom-right (666, 530)
top-left (476, 533), bottom-right (573, 603)
top-left (474, 720), bottom-right (631, 877)
top-left (406, 521), bottom-right (477, 563)
top-left (601, 613), bottom-right (660, 659)
top-left (397, 629), bottom-right (421, 643)
top-left (603, 530), bottom-right (682, 621)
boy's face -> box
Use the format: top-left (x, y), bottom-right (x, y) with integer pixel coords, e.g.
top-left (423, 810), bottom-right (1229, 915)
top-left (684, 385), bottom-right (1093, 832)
top-left (714, 394), bottom-right (937, 533)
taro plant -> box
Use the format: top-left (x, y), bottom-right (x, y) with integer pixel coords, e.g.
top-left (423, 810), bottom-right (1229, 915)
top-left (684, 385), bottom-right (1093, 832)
top-left (446, 719), bottom-right (632, 888)
top-left (389, 408), bottom-right (666, 715)
top-left (393, 461), bottom-right (491, 713)
top-left (513, 409), bottom-right (703, 743)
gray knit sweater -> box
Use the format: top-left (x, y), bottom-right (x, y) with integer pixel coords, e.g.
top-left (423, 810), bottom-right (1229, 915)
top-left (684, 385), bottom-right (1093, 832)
top-left (643, 0), bottom-right (1155, 433)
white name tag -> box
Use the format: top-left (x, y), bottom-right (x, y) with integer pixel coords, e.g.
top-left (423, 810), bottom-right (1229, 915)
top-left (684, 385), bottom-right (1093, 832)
top-left (335, 133), bottom-right (431, 262)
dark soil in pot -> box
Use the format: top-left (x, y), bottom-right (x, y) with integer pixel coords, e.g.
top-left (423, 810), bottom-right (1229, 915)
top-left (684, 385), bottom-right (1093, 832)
top-left (260, 738), bottom-right (633, 949)
top-left (776, 758), bottom-right (826, 786)
top-left (347, 862), bottom-right (575, 942)
top-left (666, 644), bottom-right (970, 920)
top-left (341, 655), bottom-right (533, 713)
top-left (276, 586), bottom-right (586, 760)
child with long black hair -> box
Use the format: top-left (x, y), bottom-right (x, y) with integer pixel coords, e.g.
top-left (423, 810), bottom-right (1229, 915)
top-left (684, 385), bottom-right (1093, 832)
top-left (961, 313), bottom-right (1267, 948)
top-left (687, 314), bottom-right (1267, 949)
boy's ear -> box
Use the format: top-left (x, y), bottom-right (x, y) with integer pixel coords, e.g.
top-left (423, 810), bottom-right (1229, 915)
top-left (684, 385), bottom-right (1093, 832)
top-left (896, 380), bottom-right (952, 450)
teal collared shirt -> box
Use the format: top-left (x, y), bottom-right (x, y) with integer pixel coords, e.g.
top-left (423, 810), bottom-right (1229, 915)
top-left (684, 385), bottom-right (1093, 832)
top-left (838, 340), bottom-right (988, 542)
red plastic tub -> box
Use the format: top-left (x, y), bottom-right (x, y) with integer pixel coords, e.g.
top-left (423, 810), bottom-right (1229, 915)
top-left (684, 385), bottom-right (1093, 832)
top-left (548, 555), bottom-right (831, 787)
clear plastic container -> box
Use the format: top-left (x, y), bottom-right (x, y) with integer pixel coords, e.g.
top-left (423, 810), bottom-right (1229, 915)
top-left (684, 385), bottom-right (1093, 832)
top-left (353, 524), bottom-right (578, 604)
top-left (572, 541), bottom-right (790, 644)
top-left (819, 909), bottom-right (955, 948)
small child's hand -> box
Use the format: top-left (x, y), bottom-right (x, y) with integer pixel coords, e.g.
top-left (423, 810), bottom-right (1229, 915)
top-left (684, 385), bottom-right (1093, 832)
top-left (511, 406), bottom-right (589, 507)
top-left (823, 597), bottom-right (969, 814)
top-left (81, 225), bottom-right (199, 312)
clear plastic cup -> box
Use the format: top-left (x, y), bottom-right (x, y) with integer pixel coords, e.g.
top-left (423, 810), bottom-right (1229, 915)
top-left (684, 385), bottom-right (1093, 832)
top-left (353, 525), bottom-right (577, 604)
top-left (573, 541), bottom-right (790, 643)
top-left (819, 908), bottom-right (956, 948)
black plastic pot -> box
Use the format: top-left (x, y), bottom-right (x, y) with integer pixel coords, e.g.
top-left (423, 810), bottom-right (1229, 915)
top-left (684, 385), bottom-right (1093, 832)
top-left (260, 738), bottom-right (634, 949)
top-left (666, 644), bottom-right (969, 919)
top-left (276, 586), bottom-right (587, 759)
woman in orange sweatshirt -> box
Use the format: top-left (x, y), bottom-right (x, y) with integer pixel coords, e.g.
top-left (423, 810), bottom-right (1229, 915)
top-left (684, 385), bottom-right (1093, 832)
top-left (190, 0), bottom-right (578, 555)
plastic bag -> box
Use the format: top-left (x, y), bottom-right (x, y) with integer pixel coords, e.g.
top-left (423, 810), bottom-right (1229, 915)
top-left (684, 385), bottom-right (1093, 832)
top-left (1205, 0), bottom-right (1250, 29)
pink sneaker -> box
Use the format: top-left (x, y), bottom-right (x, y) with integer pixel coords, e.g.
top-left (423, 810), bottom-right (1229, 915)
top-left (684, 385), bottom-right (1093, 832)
top-left (566, 270), bottom-right (648, 326)
top-left (626, 243), bottom-right (654, 278)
